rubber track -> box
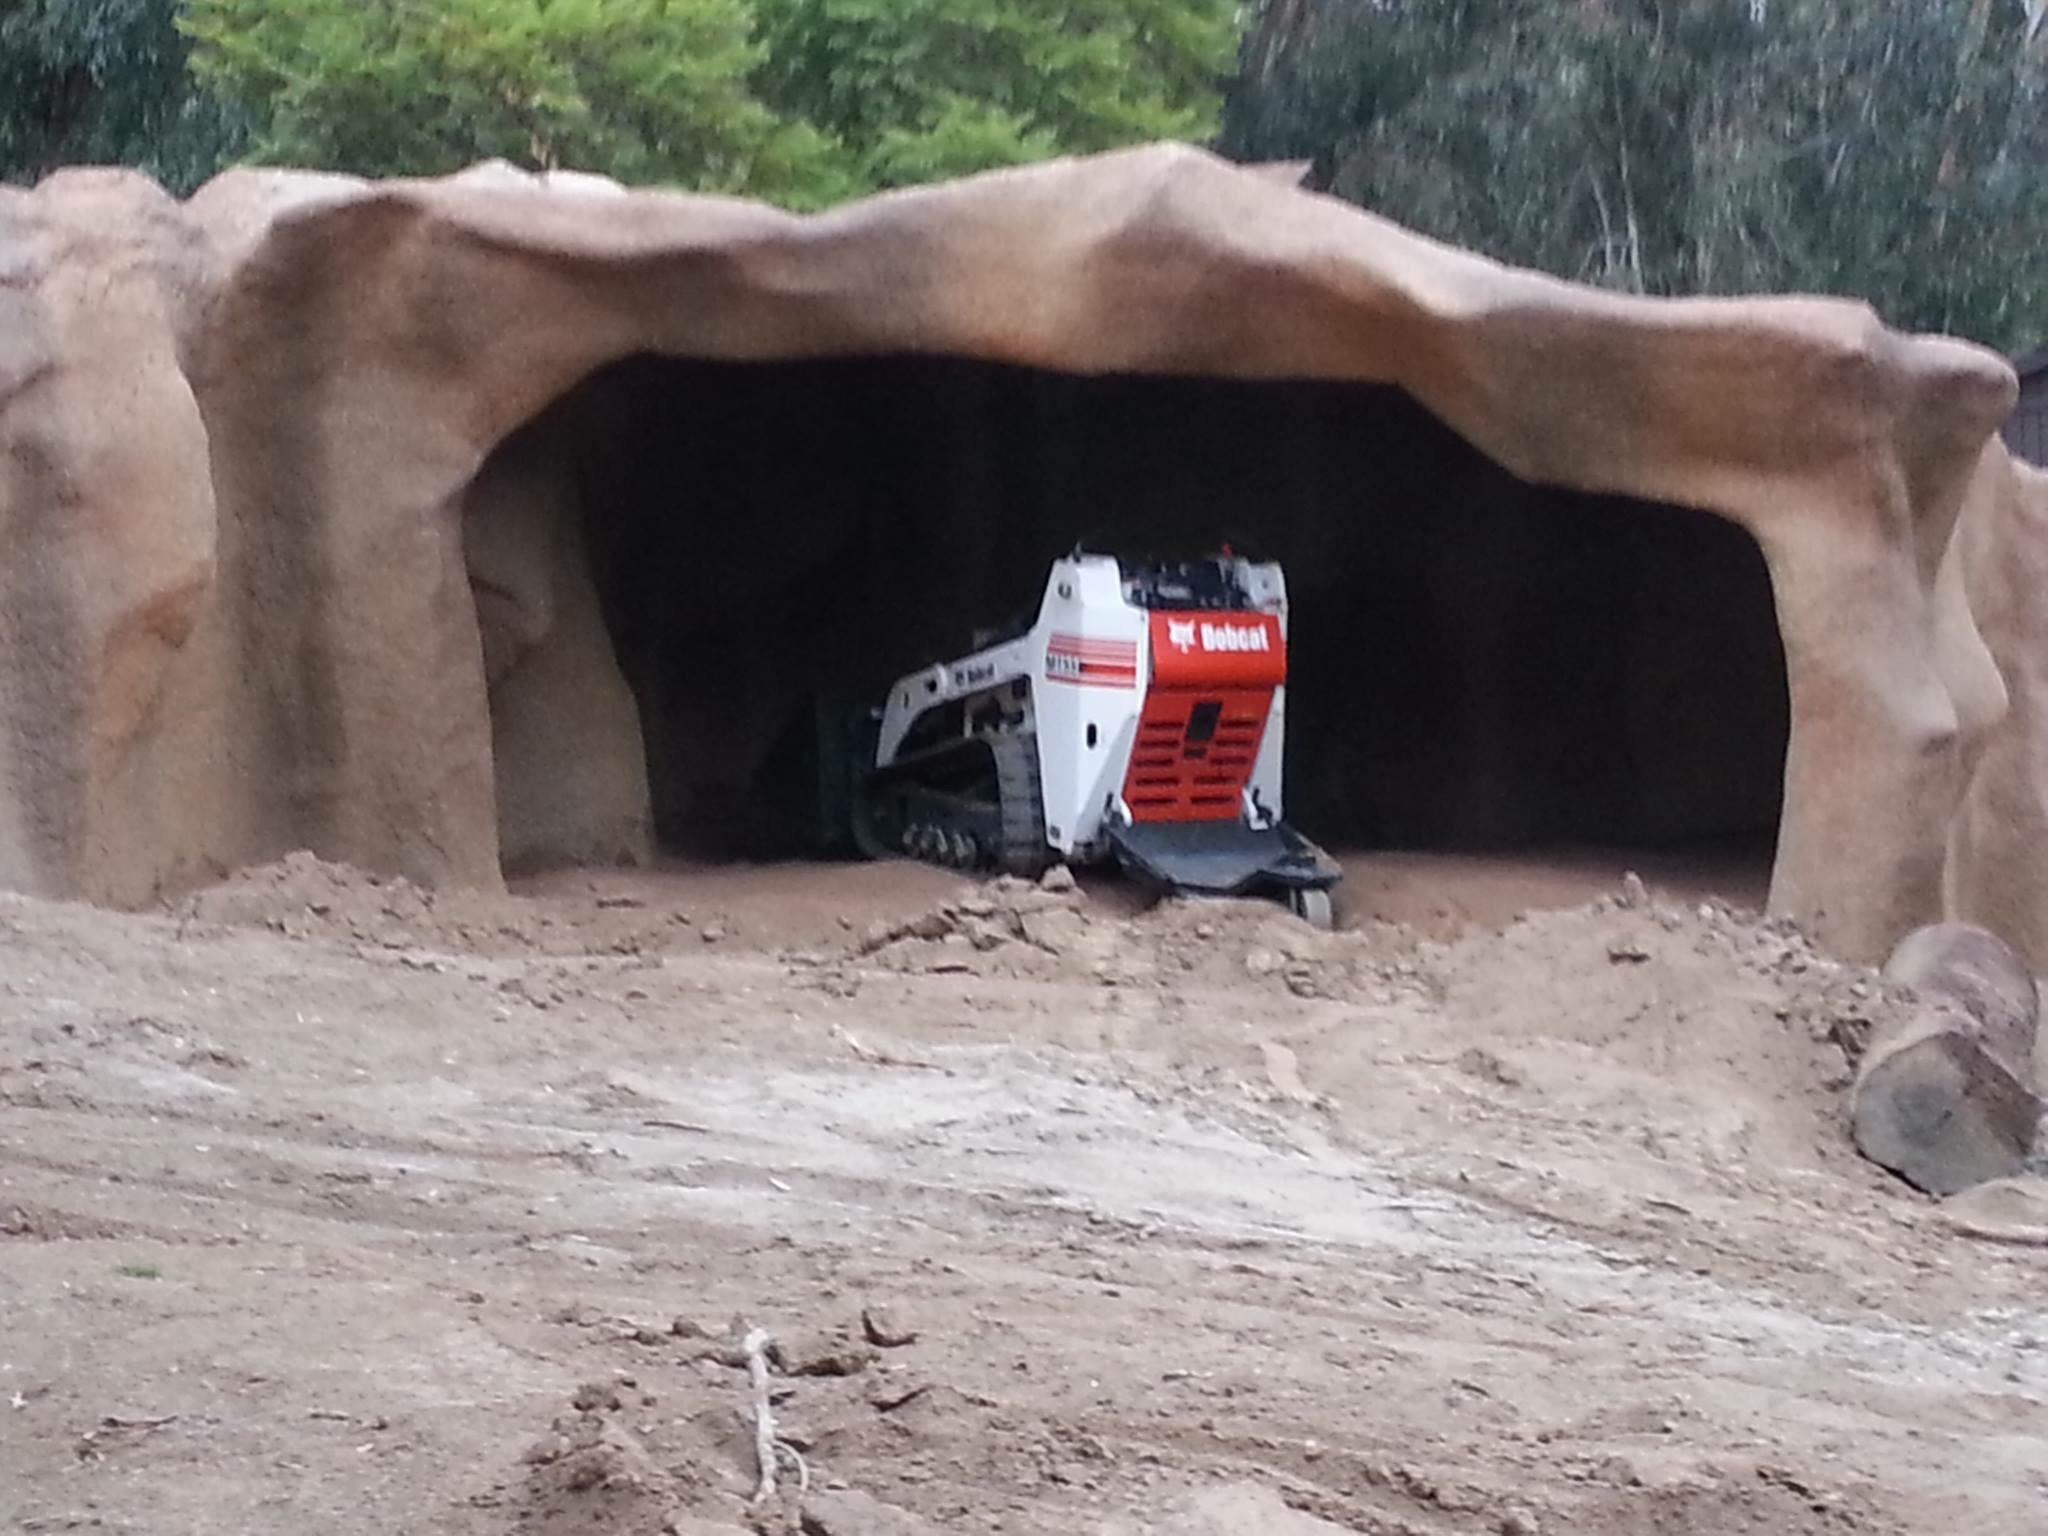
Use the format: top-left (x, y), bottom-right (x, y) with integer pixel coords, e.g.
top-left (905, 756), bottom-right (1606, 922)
top-left (991, 731), bottom-right (1052, 878)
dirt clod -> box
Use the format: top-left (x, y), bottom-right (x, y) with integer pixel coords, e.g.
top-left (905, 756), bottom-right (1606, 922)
top-left (774, 1329), bottom-right (878, 1378)
top-left (801, 1488), bottom-right (940, 1536)
top-left (860, 1305), bottom-right (918, 1349)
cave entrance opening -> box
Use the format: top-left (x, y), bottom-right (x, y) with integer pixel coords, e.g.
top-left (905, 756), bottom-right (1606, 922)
top-left (463, 353), bottom-right (1789, 912)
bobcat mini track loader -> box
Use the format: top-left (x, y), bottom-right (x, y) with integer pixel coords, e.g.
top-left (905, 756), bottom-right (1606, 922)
top-left (847, 549), bottom-right (1341, 926)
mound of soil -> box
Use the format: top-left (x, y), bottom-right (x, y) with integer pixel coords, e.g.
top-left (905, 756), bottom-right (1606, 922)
top-left (847, 868), bottom-right (1422, 997)
top-left (9, 852), bottom-right (2041, 1536)
top-left (169, 850), bottom-right (704, 958)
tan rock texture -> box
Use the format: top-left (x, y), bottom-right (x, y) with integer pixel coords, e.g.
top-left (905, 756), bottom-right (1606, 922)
top-left (1855, 921), bottom-right (2043, 1195)
top-left (0, 144), bottom-right (2037, 961)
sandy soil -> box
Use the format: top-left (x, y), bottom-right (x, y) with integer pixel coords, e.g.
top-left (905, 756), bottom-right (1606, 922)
top-left (3, 851), bottom-right (2046, 1536)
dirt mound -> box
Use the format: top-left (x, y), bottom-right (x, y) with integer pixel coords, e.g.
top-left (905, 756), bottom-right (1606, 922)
top-left (12, 855), bottom-right (2045, 1535)
top-left (169, 850), bottom-right (703, 958)
top-left (1414, 887), bottom-right (1907, 1135)
top-left (1574, 1458), bottom-right (1898, 1535)
top-left (850, 871), bottom-right (1115, 979)
top-left (830, 866), bottom-right (1914, 1198)
top-left (1224, 881), bottom-right (1919, 1202)
top-left (841, 868), bottom-right (1917, 1198)
top-left (517, 1406), bottom-right (690, 1536)
top-left (843, 868), bottom-right (1898, 1096)
top-left (172, 851), bottom-right (440, 940)
top-left (846, 868), bottom-right (1423, 997)
top-left (514, 1380), bottom-right (742, 1536)
top-left (520, 1400), bottom-right (729, 1536)
top-left (510, 1315), bottom-right (963, 1536)
top-left (165, 854), bottom-right (1908, 1166)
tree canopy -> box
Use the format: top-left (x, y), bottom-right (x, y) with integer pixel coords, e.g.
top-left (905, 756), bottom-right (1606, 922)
top-left (748, 0), bottom-right (1240, 187)
top-left (1, 0), bottom-right (2040, 352)
top-left (0, 0), bottom-right (239, 191)
top-left (178, 0), bottom-right (856, 204)
top-left (173, 0), bottom-right (1239, 207)
top-left (1224, 0), bottom-right (2048, 351)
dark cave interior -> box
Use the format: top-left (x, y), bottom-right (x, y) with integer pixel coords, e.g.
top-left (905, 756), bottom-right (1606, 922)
top-left (480, 353), bottom-right (1790, 869)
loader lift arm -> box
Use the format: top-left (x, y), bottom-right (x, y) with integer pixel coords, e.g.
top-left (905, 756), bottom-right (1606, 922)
top-left (874, 633), bottom-right (1037, 768)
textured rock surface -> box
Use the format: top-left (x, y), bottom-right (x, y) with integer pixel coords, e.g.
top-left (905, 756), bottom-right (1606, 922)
top-left (1946, 447), bottom-right (2048, 968)
top-left (462, 403), bottom-right (652, 875)
top-left (0, 144), bottom-right (2036, 960)
top-left (1855, 921), bottom-right (2043, 1194)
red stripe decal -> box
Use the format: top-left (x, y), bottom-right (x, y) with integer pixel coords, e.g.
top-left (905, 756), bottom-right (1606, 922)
top-left (1045, 632), bottom-right (1140, 690)
top-left (1047, 634), bottom-right (1137, 656)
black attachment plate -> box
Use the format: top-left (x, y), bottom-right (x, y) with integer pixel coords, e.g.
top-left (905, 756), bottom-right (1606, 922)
top-left (1106, 820), bottom-right (1341, 898)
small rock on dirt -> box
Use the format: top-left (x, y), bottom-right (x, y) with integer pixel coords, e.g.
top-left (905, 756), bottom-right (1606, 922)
top-left (1282, 967), bottom-right (1324, 999)
top-left (1940, 1175), bottom-right (2048, 1244)
top-left (1020, 907), bottom-right (1087, 953)
top-left (1039, 865), bottom-right (1078, 895)
top-left (961, 916), bottom-right (1010, 952)
top-left (521, 1432), bottom-right (571, 1466)
top-left (861, 1304), bottom-right (919, 1349)
top-left (801, 1488), bottom-right (940, 1536)
top-left (1456, 1046), bottom-right (1525, 1088)
top-left (774, 1329), bottom-right (878, 1378)
top-left (864, 1376), bottom-right (932, 1412)
top-left (571, 1380), bottom-right (623, 1412)
top-left (1592, 1453), bottom-right (1643, 1487)
top-left (1098, 1482), bottom-right (1357, 1534)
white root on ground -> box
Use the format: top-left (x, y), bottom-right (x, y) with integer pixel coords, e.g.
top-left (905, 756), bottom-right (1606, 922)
top-left (737, 1325), bottom-right (814, 1502)
top-left (743, 1326), bottom-right (778, 1504)
top-left (779, 1441), bottom-right (812, 1492)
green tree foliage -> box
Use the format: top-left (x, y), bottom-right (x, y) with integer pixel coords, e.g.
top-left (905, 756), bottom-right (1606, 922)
top-left (178, 0), bottom-right (850, 205)
top-left (1, 0), bottom-right (241, 191)
top-left (173, 0), bottom-right (1238, 204)
top-left (748, 0), bottom-right (1241, 187)
top-left (1225, 0), bottom-right (2048, 350)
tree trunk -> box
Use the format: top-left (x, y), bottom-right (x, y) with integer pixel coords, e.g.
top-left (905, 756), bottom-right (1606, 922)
top-left (1852, 923), bottom-right (2043, 1196)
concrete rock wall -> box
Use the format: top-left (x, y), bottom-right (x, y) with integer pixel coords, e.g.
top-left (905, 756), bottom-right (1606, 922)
top-left (0, 144), bottom-right (2033, 963)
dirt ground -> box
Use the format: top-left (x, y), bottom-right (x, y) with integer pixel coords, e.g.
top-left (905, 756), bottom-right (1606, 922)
top-left (3, 850), bottom-right (2046, 1536)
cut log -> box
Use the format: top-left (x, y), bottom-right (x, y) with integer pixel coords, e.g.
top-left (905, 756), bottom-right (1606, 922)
top-left (1880, 922), bottom-right (2039, 1069)
top-left (1853, 923), bottom-right (2044, 1196)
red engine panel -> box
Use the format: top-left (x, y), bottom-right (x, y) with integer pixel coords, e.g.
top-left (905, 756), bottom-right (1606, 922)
top-left (1121, 612), bottom-right (1284, 824)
